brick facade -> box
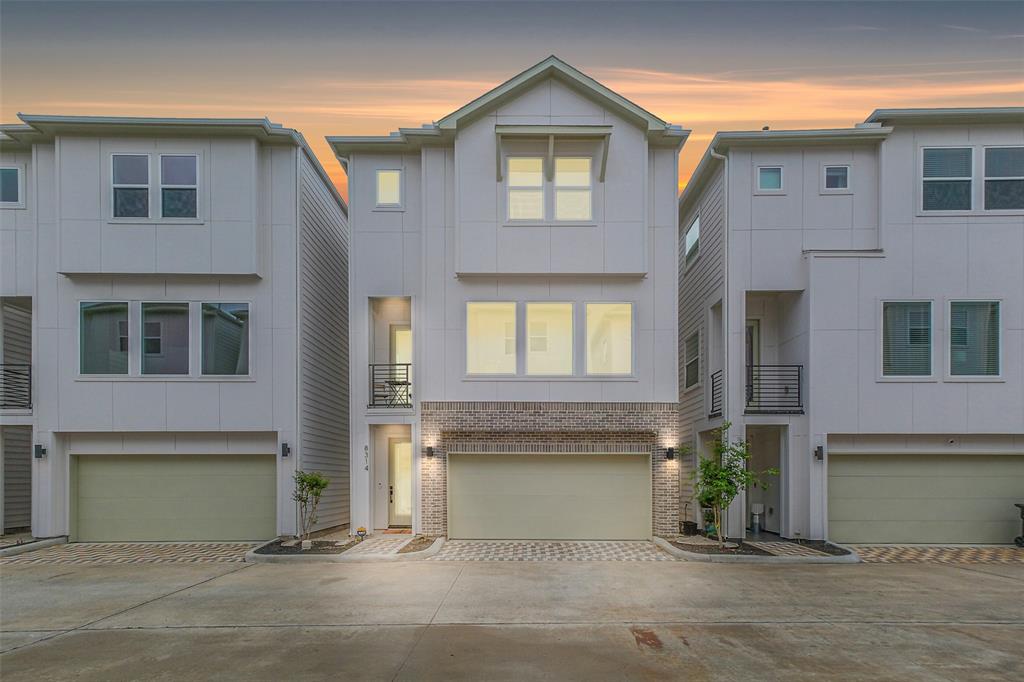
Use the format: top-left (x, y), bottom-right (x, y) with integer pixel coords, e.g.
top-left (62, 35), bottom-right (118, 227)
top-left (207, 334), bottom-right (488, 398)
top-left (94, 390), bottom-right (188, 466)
top-left (419, 402), bottom-right (680, 537)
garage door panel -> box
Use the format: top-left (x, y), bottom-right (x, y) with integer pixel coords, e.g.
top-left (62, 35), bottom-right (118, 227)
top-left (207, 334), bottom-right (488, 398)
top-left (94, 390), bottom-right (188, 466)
top-left (828, 475), bottom-right (1023, 500)
top-left (829, 496), bottom-right (1017, 522)
top-left (829, 520), bottom-right (1019, 545)
top-left (828, 455), bottom-right (1024, 477)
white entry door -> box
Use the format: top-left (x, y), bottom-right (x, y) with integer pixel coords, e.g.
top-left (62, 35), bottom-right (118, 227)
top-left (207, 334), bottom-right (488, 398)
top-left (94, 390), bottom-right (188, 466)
top-left (388, 439), bottom-right (412, 527)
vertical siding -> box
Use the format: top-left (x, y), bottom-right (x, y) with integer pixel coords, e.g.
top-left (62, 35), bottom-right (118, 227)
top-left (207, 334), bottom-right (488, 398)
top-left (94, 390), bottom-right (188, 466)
top-left (297, 153), bottom-right (350, 530)
top-left (678, 164), bottom-right (726, 520)
top-left (2, 300), bottom-right (32, 364)
top-left (2, 425), bottom-right (32, 531)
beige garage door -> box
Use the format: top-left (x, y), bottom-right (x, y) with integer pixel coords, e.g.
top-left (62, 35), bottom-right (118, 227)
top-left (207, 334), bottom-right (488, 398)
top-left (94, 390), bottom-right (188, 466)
top-left (72, 454), bottom-right (276, 542)
top-left (447, 453), bottom-right (651, 540)
top-left (828, 454), bottom-right (1024, 544)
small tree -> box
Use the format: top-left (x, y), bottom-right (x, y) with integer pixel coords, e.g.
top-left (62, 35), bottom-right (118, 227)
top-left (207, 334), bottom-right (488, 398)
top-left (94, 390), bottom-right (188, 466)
top-left (293, 470), bottom-right (330, 541)
top-left (691, 422), bottom-right (777, 548)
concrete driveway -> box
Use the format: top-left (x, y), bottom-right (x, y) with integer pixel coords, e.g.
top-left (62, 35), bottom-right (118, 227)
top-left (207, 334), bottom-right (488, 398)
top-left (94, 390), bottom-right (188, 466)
top-left (1, 559), bottom-right (1022, 680)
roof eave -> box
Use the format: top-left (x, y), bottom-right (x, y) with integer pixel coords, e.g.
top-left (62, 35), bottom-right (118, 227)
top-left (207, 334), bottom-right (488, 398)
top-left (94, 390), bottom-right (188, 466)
top-left (866, 107), bottom-right (1024, 125)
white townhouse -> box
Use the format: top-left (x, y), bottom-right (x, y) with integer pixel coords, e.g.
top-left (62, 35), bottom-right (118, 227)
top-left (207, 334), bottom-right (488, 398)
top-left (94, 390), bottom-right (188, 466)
top-left (0, 115), bottom-right (349, 542)
top-left (678, 108), bottom-right (1024, 545)
top-left (330, 57), bottom-right (687, 540)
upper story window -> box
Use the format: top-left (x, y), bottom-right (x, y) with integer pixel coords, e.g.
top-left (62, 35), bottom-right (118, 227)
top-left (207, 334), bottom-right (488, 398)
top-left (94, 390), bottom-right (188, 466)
top-left (757, 166), bottom-right (783, 192)
top-left (80, 302), bottom-right (130, 375)
top-left (160, 155), bottom-right (198, 218)
top-left (823, 165), bottom-right (850, 191)
top-left (376, 169), bottom-right (402, 208)
top-left (112, 154), bottom-right (150, 218)
top-left (949, 301), bottom-right (1000, 377)
top-left (141, 302), bottom-right (189, 375)
top-left (507, 157), bottom-right (544, 220)
top-left (554, 157), bottom-right (592, 221)
top-left (922, 147), bottom-right (972, 211)
top-left (684, 331), bottom-right (700, 389)
top-left (586, 303), bottom-right (632, 376)
top-left (882, 301), bottom-right (932, 377)
top-left (202, 303), bottom-right (250, 375)
top-left (0, 166), bottom-right (24, 208)
top-left (984, 147), bottom-right (1024, 210)
top-left (526, 302), bottom-right (573, 376)
top-left (466, 302), bottom-right (516, 375)
top-left (683, 216), bottom-right (700, 266)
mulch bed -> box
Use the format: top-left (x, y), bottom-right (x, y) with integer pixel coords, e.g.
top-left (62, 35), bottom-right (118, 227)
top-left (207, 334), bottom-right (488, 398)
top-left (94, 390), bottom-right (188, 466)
top-left (670, 539), bottom-right (773, 556)
top-left (398, 535), bottom-right (437, 554)
top-left (255, 539), bottom-right (359, 555)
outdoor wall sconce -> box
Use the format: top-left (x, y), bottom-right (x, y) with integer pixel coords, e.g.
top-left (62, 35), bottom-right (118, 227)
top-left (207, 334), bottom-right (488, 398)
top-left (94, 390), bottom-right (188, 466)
top-left (425, 446), bottom-right (434, 458)
top-left (33, 444), bottom-right (47, 459)
top-left (281, 442), bottom-right (291, 458)
top-left (814, 445), bottom-right (824, 461)
top-left (665, 447), bottom-right (675, 461)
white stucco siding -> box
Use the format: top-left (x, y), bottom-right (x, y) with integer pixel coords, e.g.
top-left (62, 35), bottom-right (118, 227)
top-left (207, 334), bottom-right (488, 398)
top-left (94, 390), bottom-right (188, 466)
top-left (1, 150), bottom-right (35, 297)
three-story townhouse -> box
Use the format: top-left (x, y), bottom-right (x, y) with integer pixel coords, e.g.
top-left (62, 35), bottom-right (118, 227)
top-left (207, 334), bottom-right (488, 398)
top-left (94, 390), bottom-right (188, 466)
top-left (0, 115), bottom-right (349, 542)
top-left (330, 57), bottom-right (688, 539)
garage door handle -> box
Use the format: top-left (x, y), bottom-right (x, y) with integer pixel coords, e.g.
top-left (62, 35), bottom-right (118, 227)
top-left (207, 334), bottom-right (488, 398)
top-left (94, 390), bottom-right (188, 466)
top-left (389, 485), bottom-right (393, 503)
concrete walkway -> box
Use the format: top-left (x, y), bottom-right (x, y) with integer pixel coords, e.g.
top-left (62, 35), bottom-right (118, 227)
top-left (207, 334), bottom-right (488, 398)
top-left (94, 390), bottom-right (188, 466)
top-left (2, 557), bottom-right (1022, 679)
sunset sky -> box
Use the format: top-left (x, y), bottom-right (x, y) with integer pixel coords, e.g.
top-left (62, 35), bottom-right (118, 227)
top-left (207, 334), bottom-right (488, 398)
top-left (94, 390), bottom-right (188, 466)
top-left (2, 1), bottom-right (1022, 198)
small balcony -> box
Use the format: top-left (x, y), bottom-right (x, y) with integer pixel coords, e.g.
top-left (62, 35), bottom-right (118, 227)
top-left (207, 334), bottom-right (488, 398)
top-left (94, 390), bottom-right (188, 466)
top-left (745, 365), bottom-right (803, 415)
top-left (369, 363), bottom-right (412, 408)
top-left (708, 369), bottom-right (723, 418)
top-left (0, 364), bottom-right (32, 410)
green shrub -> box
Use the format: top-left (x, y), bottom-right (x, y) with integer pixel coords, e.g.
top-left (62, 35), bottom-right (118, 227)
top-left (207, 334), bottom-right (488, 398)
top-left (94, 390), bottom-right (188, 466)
top-left (293, 470), bottom-right (330, 540)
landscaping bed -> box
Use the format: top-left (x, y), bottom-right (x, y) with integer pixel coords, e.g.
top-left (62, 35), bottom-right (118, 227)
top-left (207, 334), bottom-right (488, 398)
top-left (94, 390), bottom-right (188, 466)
top-left (670, 538), bottom-right (773, 556)
top-left (255, 539), bottom-right (359, 556)
top-left (397, 535), bottom-right (436, 554)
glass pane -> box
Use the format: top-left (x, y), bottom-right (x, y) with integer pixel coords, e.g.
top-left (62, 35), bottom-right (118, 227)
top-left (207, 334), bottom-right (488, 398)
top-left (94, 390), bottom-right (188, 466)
top-left (684, 333), bottom-right (699, 387)
top-left (80, 302), bottom-right (129, 374)
top-left (0, 168), bottom-right (18, 203)
top-left (508, 157), bottom-right (543, 187)
top-left (923, 180), bottom-right (971, 210)
top-left (114, 187), bottom-right (149, 218)
top-left (162, 188), bottom-right (197, 218)
top-left (376, 170), bottom-right (401, 205)
top-left (586, 303), bottom-right (632, 375)
top-left (466, 302), bottom-right (516, 375)
top-left (685, 359), bottom-right (699, 388)
top-left (527, 303), bottom-right (572, 375)
top-left (950, 302), bottom-right (999, 376)
top-left (161, 155), bottom-right (197, 185)
top-left (141, 303), bottom-right (189, 375)
top-left (985, 147), bottom-right (1024, 178)
top-left (685, 218), bottom-right (700, 259)
top-left (202, 303), bottom-right (250, 375)
top-left (984, 179), bottom-right (1024, 210)
top-left (882, 302), bottom-right (931, 376)
top-left (923, 148), bottom-right (971, 178)
top-left (555, 189), bottom-right (592, 221)
top-left (508, 189), bottom-right (543, 220)
top-left (112, 154), bottom-right (149, 185)
top-left (758, 167), bottom-right (782, 190)
top-left (825, 166), bottom-right (848, 189)
top-left (555, 157), bottom-right (591, 187)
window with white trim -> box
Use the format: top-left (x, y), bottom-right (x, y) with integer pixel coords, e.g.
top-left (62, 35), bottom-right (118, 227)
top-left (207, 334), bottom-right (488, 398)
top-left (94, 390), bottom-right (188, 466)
top-left (758, 166), bottom-right (783, 191)
top-left (950, 301), bottom-right (1000, 376)
top-left (141, 302), bottom-right (189, 375)
top-left (80, 302), bottom-right (130, 374)
top-left (984, 147), bottom-right (1024, 210)
top-left (466, 302), bottom-right (517, 375)
top-left (554, 157), bottom-right (592, 221)
top-left (922, 148), bottom-right (972, 211)
top-left (585, 303), bottom-right (632, 375)
top-left (160, 155), bottom-right (198, 218)
top-left (376, 169), bottom-right (402, 207)
top-left (882, 301), bottom-right (932, 377)
top-left (526, 302), bottom-right (573, 376)
top-left (684, 331), bottom-right (700, 388)
top-left (684, 216), bottom-right (699, 265)
top-left (0, 166), bottom-right (23, 207)
top-left (112, 154), bottom-right (150, 218)
top-left (823, 165), bottom-right (849, 191)
top-left (202, 303), bottom-right (250, 375)
top-left (507, 157), bottom-right (544, 220)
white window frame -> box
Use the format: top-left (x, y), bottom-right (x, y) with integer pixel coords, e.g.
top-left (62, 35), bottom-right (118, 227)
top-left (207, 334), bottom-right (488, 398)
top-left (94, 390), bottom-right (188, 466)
top-left (920, 146), bottom-right (973, 214)
top-left (755, 165), bottom-right (785, 194)
top-left (878, 299), bottom-right (936, 382)
top-left (465, 301), bottom-right (518, 377)
top-left (200, 301), bottom-right (253, 377)
top-left (683, 329), bottom-right (700, 390)
top-left (506, 155), bottom-right (546, 223)
top-left (0, 164), bottom-right (25, 209)
top-left (78, 300), bottom-right (131, 377)
top-left (158, 153), bottom-right (200, 220)
top-left (821, 164), bottom-right (852, 195)
top-left (584, 301), bottom-right (636, 377)
top-left (945, 299), bottom-right (1003, 382)
top-left (683, 215), bottom-right (700, 268)
top-left (525, 301), bottom-right (574, 377)
top-left (982, 145), bottom-right (1024, 213)
top-left (140, 301), bottom-right (190, 376)
top-left (111, 153), bottom-right (151, 220)
top-left (553, 156), bottom-right (593, 223)
top-left (374, 168), bottom-right (404, 211)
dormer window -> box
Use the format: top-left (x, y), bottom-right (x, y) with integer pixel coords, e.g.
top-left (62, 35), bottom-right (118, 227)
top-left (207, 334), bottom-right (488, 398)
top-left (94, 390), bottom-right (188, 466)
top-left (507, 157), bottom-right (544, 220)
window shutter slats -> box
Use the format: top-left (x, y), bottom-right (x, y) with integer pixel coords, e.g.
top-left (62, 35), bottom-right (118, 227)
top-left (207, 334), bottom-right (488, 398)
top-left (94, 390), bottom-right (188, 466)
top-left (883, 302), bottom-right (931, 376)
top-left (923, 148), bottom-right (971, 178)
top-left (950, 302), bottom-right (1000, 376)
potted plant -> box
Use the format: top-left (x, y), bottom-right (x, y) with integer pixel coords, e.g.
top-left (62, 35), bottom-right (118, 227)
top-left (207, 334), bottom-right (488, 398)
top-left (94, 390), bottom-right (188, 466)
top-left (293, 470), bottom-right (330, 550)
top-left (681, 501), bottom-right (699, 536)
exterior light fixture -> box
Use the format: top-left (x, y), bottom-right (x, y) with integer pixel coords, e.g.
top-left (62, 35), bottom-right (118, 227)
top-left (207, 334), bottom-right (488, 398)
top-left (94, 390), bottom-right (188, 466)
top-left (425, 446), bottom-right (434, 458)
top-left (281, 442), bottom-right (291, 458)
top-left (665, 447), bottom-right (675, 461)
top-left (34, 444), bottom-right (47, 458)
top-left (814, 445), bottom-right (824, 461)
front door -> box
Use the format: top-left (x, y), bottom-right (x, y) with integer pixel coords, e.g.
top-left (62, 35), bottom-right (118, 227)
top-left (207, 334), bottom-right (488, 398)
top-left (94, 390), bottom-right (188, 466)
top-left (388, 439), bottom-right (412, 527)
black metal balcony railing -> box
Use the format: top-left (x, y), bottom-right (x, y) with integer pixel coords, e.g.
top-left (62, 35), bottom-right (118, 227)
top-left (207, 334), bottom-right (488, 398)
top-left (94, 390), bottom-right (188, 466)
top-left (708, 369), bottom-right (723, 418)
top-left (369, 363), bottom-right (412, 408)
top-left (0, 363), bottom-right (32, 409)
top-left (745, 364), bottom-right (803, 414)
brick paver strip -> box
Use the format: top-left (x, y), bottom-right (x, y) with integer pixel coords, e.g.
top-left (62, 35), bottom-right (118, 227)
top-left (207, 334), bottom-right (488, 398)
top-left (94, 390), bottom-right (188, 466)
top-left (746, 541), bottom-right (832, 557)
top-left (429, 540), bottom-right (673, 562)
top-left (0, 542), bottom-right (255, 565)
top-left (854, 546), bottom-right (1024, 564)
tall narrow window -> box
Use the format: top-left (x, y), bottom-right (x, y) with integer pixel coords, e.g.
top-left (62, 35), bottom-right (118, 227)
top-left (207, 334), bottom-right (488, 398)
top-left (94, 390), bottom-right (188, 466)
top-left (466, 302), bottom-right (516, 375)
top-left (161, 155), bottom-right (198, 218)
top-left (882, 302), bottom-right (932, 377)
top-left (950, 301), bottom-right (1000, 376)
top-left (141, 303), bottom-right (189, 375)
top-left (555, 157), bottom-right (592, 221)
top-left (586, 303), bottom-right (632, 375)
top-left (376, 170), bottom-right (401, 207)
top-left (684, 332), bottom-right (700, 388)
top-left (80, 302), bottom-right (129, 374)
top-left (526, 303), bottom-right (573, 376)
top-left (507, 157), bottom-right (544, 220)
top-left (922, 148), bottom-right (972, 211)
top-left (0, 166), bottom-right (22, 207)
top-left (112, 154), bottom-right (150, 218)
top-left (202, 303), bottom-right (250, 375)
top-left (984, 147), bottom-right (1024, 210)
top-left (684, 216), bottom-right (700, 265)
